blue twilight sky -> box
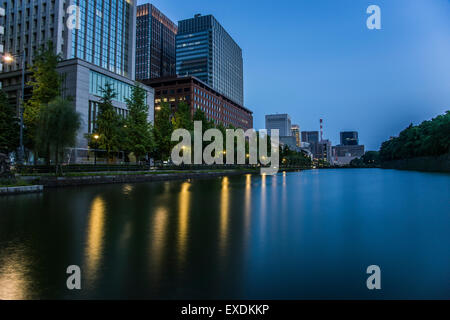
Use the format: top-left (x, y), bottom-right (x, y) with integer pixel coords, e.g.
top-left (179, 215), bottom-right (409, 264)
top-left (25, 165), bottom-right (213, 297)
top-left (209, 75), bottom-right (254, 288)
top-left (137, 0), bottom-right (450, 150)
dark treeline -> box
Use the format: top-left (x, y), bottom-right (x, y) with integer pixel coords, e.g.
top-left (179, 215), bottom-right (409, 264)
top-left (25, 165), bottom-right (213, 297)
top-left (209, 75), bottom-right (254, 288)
top-left (379, 111), bottom-right (450, 161)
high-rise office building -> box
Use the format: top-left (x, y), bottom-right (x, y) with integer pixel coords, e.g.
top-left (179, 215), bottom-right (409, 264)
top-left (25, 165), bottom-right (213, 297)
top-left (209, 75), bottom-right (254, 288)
top-left (340, 131), bottom-right (359, 146)
top-left (291, 124), bottom-right (300, 147)
top-left (136, 4), bottom-right (177, 80)
top-left (1, 0), bottom-right (136, 78)
top-left (265, 114), bottom-right (292, 137)
top-left (176, 14), bottom-right (244, 105)
top-left (0, 0), bottom-right (154, 156)
top-left (301, 131), bottom-right (319, 144)
top-left (301, 131), bottom-right (320, 158)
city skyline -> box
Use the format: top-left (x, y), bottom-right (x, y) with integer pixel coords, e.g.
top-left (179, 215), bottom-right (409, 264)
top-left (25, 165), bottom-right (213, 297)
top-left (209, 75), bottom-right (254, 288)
top-left (137, 0), bottom-right (450, 150)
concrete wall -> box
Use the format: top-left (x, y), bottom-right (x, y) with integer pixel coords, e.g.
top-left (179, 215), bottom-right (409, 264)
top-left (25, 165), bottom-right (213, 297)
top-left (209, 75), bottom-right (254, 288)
top-left (57, 59), bottom-right (154, 149)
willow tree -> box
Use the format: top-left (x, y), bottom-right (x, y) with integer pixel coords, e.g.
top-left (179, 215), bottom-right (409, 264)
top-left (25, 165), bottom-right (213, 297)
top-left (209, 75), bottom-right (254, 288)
top-left (25, 42), bottom-right (61, 158)
top-left (36, 97), bottom-right (81, 170)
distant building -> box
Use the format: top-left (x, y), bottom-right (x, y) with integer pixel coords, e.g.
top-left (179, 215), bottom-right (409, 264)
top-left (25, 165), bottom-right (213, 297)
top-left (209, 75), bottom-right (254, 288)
top-left (291, 125), bottom-right (300, 147)
top-left (176, 14), bottom-right (244, 105)
top-left (280, 136), bottom-right (298, 151)
top-left (266, 114), bottom-right (292, 136)
top-left (332, 132), bottom-right (365, 165)
top-left (136, 4), bottom-right (178, 80)
top-left (317, 139), bottom-right (332, 163)
top-left (301, 131), bottom-right (319, 156)
top-left (141, 76), bottom-right (253, 130)
top-left (340, 131), bottom-right (359, 146)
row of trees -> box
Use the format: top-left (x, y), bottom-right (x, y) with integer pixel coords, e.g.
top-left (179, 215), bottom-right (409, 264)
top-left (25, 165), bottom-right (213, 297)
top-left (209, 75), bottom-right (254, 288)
top-left (379, 111), bottom-right (450, 161)
top-left (0, 41), bottom-right (311, 167)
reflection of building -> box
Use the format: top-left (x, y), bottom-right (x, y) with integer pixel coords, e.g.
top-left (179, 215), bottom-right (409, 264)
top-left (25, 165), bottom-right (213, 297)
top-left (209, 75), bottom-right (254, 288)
top-left (266, 114), bottom-right (292, 136)
top-left (142, 76), bottom-right (252, 130)
top-left (176, 14), bottom-right (243, 105)
top-left (340, 131), bottom-right (359, 146)
top-left (0, 0), bottom-right (154, 153)
top-left (291, 124), bottom-right (300, 147)
top-left (136, 4), bottom-right (177, 80)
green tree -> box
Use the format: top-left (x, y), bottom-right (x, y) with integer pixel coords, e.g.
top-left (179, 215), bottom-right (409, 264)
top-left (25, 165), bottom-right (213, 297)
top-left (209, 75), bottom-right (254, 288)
top-left (124, 85), bottom-right (155, 163)
top-left (0, 90), bottom-right (19, 154)
top-left (154, 102), bottom-right (174, 161)
top-left (36, 97), bottom-right (81, 170)
top-left (94, 83), bottom-right (124, 162)
top-left (24, 42), bottom-right (62, 157)
top-left (379, 111), bottom-right (450, 161)
top-left (173, 101), bottom-right (193, 131)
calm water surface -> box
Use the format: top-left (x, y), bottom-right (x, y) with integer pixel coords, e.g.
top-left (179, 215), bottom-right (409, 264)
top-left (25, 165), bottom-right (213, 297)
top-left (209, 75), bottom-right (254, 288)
top-left (0, 169), bottom-right (449, 299)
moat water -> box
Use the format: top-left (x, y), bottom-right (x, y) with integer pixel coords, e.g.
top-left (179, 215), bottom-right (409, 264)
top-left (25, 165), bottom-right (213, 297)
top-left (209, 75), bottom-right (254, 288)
top-left (0, 169), bottom-right (449, 299)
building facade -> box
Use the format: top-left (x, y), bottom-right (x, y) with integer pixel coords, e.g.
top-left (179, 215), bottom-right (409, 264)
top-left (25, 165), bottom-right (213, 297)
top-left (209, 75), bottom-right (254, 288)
top-left (0, 0), bottom-right (154, 153)
top-left (316, 139), bottom-right (332, 163)
top-left (176, 14), bottom-right (244, 106)
top-left (265, 114), bottom-right (292, 137)
top-left (291, 124), bottom-right (300, 147)
top-left (136, 4), bottom-right (177, 80)
top-left (141, 76), bottom-right (252, 130)
top-left (340, 131), bottom-right (359, 146)
top-left (0, 4), bottom-right (4, 77)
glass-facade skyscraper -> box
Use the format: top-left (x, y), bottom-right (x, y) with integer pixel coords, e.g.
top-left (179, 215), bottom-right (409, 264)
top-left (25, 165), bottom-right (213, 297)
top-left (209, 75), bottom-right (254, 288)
top-left (176, 14), bottom-right (244, 106)
top-left (135, 4), bottom-right (177, 80)
top-left (340, 131), bottom-right (359, 146)
top-left (69, 0), bottom-right (136, 79)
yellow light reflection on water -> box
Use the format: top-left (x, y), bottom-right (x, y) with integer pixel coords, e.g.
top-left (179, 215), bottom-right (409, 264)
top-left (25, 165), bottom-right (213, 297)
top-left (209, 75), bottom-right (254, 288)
top-left (0, 249), bottom-right (31, 300)
top-left (177, 182), bottom-right (191, 267)
top-left (219, 177), bottom-right (230, 255)
top-left (244, 174), bottom-right (252, 246)
top-left (151, 207), bottom-right (168, 272)
top-left (84, 196), bottom-right (106, 285)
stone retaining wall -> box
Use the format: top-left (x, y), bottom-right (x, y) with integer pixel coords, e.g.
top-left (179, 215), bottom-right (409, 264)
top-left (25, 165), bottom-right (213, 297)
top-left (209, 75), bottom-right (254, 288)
top-left (0, 185), bottom-right (44, 195)
top-left (37, 170), bottom-right (257, 188)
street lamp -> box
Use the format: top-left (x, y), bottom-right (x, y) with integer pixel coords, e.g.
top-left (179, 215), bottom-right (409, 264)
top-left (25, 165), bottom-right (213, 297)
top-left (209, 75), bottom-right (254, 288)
top-left (93, 134), bottom-right (99, 165)
top-left (2, 51), bottom-right (26, 165)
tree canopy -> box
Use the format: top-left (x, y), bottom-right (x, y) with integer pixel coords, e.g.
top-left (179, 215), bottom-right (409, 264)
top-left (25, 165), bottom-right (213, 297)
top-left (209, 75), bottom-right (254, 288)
top-left (0, 90), bottom-right (19, 154)
top-left (379, 111), bottom-right (450, 161)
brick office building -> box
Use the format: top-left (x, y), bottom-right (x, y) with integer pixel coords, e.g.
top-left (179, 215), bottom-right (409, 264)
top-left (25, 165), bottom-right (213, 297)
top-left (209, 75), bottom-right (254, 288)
top-left (141, 76), bottom-right (253, 130)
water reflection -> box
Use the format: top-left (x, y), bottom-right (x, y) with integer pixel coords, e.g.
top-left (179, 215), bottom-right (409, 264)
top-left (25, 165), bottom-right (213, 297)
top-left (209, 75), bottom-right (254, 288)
top-left (177, 182), bottom-right (191, 269)
top-left (0, 247), bottom-right (31, 300)
top-left (84, 196), bottom-right (106, 286)
top-left (245, 175), bottom-right (252, 236)
top-left (219, 177), bottom-right (230, 256)
top-left (151, 207), bottom-right (168, 272)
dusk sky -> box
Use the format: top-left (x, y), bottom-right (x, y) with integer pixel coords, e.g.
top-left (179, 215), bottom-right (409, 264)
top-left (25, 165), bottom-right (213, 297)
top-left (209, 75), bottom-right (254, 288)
top-left (138, 0), bottom-right (450, 150)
